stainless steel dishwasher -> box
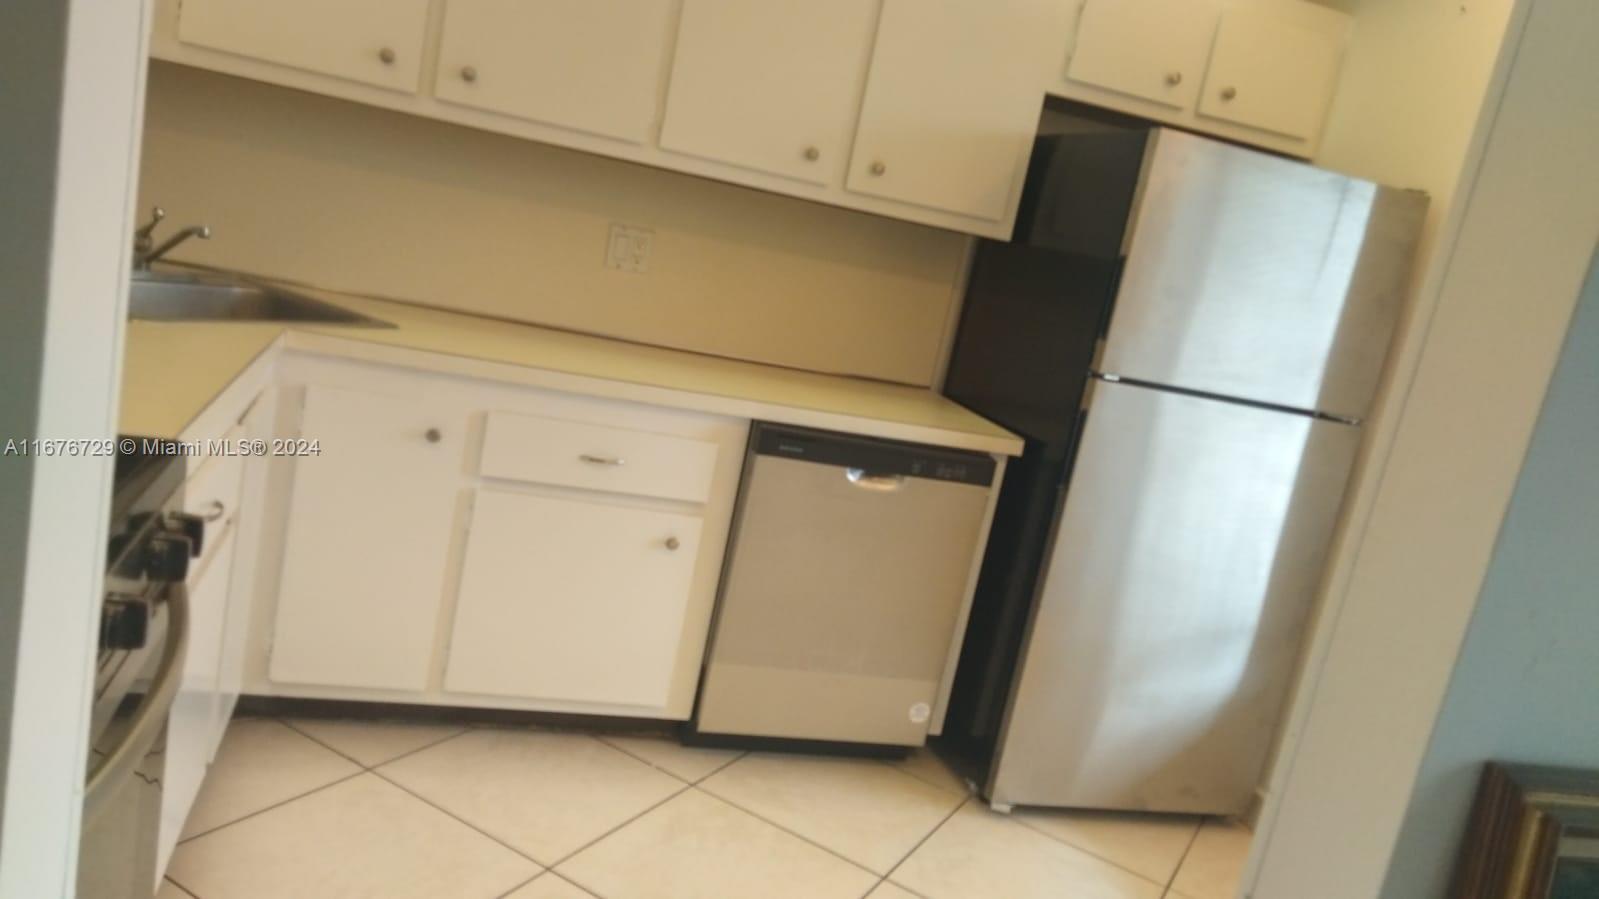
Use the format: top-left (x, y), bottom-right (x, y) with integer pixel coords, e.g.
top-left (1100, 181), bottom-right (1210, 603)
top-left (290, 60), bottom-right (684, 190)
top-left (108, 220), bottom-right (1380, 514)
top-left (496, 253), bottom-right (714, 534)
top-left (692, 423), bottom-right (996, 747)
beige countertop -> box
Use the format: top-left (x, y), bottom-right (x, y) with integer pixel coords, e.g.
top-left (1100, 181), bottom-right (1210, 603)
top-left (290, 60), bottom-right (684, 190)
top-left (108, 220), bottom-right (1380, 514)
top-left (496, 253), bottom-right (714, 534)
top-left (120, 286), bottom-right (1021, 454)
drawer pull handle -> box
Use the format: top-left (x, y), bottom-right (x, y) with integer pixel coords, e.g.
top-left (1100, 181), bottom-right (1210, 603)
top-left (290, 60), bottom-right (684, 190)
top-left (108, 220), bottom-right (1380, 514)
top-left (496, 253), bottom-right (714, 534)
top-left (845, 468), bottom-right (906, 492)
top-left (665, 537), bottom-right (681, 551)
top-left (579, 454), bottom-right (625, 467)
top-left (425, 428), bottom-right (443, 444)
top-left (203, 500), bottom-right (226, 523)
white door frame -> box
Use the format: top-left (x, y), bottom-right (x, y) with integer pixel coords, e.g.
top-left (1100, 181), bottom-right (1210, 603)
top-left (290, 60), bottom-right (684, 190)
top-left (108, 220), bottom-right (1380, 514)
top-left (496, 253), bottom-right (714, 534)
top-left (0, 2), bottom-right (152, 897)
top-left (1243, 1), bottom-right (1599, 895)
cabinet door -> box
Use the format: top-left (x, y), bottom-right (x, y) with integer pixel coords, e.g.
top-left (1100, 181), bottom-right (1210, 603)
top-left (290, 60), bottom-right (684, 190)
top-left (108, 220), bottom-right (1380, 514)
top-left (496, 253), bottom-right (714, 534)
top-left (177, 0), bottom-right (430, 93)
top-left (659, 0), bottom-right (879, 185)
top-left (1197, 10), bottom-right (1346, 141)
top-left (215, 391), bottom-right (277, 743)
top-left (1065, 0), bottom-right (1219, 109)
top-left (270, 386), bottom-right (462, 692)
top-left (445, 490), bottom-right (703, 710)
top-left (434, 0), bottom-right (675, 144)
top-left (847, 0), bottom-right (1059, 222)
top-left (158, 529), bottom-right (238, 877)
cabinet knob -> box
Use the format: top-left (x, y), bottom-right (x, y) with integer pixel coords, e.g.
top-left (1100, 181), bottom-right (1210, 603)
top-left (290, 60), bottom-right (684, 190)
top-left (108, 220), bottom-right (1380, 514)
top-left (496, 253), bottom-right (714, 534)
top-left (1165, 71), bottom-right (1183, 87)
top-left (425, 428), bottom-right (442, 443)
top-left (803, 145), bottom-right (820, 162)
top-left (869, 160), bottom-right (887, 176)
top-left (665, 536), bottom-right (680, 551)
top-left (1220, 86), bottom-right (1238, 101)
top-left (378, 47), bottom-right (397, 65)
top-left (461, 65), bottom-right (478, 84)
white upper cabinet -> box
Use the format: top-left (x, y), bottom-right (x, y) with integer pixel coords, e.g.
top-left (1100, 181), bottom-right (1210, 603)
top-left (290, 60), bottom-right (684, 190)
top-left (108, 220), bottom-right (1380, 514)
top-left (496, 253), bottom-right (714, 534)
top-left (153, 0), bottom-right (1072, 235)
top-left (1065, 0), bottom-right (1218, 109)
top-left (270, 385), bottom-right (463, 693)
top-left (433, 0), bottom-right (674, 144)
top-left (658, 0), bottom-right (880, 186)
top-left (176, 0), bottom-right (431, 92)
top-left (1197, 9), bottom-right (1346, 141)
top-left (847, 0), bottom-right (1060, 222)
top-left (1049, 0), bottom-right (1351, 157)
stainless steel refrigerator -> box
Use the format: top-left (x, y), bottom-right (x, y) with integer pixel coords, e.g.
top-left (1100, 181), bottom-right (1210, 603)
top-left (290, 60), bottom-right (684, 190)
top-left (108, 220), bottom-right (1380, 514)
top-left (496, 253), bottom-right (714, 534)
top-left (938, 123), bottom-right (1427, 815)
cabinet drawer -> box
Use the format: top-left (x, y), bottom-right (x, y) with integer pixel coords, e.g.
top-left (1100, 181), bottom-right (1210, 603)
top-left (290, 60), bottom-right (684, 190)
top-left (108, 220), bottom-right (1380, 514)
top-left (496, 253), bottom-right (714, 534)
top-left (183, 437), bottom-right (247, 583)
top-left (479, 412), bottom-right (720, 504)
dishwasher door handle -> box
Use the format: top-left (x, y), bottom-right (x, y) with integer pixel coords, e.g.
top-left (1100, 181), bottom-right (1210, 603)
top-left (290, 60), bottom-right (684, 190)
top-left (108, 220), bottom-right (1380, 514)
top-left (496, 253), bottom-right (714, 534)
top-left (844, 468), bottom-right (906, 492)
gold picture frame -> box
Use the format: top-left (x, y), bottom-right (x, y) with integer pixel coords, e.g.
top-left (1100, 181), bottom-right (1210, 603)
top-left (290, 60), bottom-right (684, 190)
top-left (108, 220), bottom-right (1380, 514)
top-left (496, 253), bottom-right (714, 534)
top-left (1451, 763), bottom-right (1599, 898)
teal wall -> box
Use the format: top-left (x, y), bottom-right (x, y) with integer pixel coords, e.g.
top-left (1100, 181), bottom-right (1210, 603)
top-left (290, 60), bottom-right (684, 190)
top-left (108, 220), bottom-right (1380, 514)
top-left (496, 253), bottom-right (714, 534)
top-left (1381, 248), bottom-right (1599, 897)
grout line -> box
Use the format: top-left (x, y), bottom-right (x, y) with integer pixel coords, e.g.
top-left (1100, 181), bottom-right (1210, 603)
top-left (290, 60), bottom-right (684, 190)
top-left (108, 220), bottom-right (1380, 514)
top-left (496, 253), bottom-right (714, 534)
top-left (370, 767), bottom-right (553, 869)
top-left (871, 755), bottom-right (974, 799)
top-left (690, 751), bottom-right (746, 785)
top-left (1009, 811), bottom-right (1195, 891)
top-left (491, 872), bottom-right (544, 899)
top-left (162, 876), bottom-right (201, 899)
top-left (544, 870), bottom-right (602, 898)
top-left (881, 795), bottom-right (971, 885)
top-left (176, 767), bottom-right (366, 844)
top-left (1164, 817), bottom-right (1208, 895)
top-left (593, 733), bottom-right (746, 786)
top-left (688, 783), bottom-right (886, 881)
top-left (280, 716), bottom-right (473, 770)
top-left (281, 710), bottom-right (470, 767)
top-left (545, 779), bottom-right (693, 872)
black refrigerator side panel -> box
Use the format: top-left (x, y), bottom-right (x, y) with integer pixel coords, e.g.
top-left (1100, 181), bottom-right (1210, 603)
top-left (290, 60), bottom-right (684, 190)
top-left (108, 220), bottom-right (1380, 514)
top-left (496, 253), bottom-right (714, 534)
top-left (936, 437), bottom-right (1073, 775)
top-left (943, 242), bottom-right (1120, 445)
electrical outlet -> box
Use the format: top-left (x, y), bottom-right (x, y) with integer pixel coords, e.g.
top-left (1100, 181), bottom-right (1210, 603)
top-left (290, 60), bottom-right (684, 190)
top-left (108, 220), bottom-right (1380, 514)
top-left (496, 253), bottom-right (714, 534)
top-left (606, 224), bottom-right (653, 274)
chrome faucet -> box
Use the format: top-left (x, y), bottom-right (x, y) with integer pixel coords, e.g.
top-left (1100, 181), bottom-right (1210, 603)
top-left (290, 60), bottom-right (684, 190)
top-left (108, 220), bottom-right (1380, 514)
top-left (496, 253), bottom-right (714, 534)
top-left (133, 206), bottom-right (211, 270)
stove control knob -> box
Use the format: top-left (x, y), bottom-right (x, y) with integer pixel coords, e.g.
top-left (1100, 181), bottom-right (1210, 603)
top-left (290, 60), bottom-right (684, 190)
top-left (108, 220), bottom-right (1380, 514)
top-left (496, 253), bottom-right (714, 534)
top-left (165, 512), bottom-right (205, 558)
top-left (100, 595), bottom-right (151, 650)
top-left (145, 533), bottom-right (193, 582)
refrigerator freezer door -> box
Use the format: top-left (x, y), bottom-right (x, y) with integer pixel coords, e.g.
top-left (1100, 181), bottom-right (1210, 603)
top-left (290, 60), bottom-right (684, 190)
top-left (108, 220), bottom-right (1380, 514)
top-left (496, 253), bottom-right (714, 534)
top-left (1103, 130), bottom-right (1426, 419)
top-left (989, 380), bottom-right (1361, 813)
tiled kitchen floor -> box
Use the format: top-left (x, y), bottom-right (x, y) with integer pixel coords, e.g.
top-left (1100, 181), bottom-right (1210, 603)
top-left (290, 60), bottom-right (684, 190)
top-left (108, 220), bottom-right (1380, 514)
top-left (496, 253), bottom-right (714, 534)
top-left (156, 717), bottom-right (1251, 899)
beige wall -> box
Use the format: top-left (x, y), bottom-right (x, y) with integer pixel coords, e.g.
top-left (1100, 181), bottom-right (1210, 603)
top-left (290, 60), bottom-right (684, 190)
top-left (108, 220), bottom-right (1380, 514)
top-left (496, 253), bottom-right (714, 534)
top-left (1250, 0), bottom-right (1518, 838)
top-left (1316, 0), bottom-right (1517, 272)
top-left (138, 63), bottom-right (970, 385)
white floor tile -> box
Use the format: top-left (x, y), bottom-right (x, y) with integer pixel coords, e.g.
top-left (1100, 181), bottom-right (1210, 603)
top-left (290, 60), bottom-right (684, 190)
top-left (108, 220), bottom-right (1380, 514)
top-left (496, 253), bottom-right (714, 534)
top-left (557, 790), bottom-right (879, 899)
top-left (1014, 808), bottom-right (1200, 885)
top-left (168, 773), bottom-right (538, 899)
top-left (600, 734), bottom-right (743, 782)
top-left (893, 803), bottom-right (1165, 899)
top-left (701, 753), bottom-right (964, 874)
top-left (1169, 820), bottom-right (1252, 899)
top-left (503, 873), bottom-right (599, 898)
top-left (867, 881), bottom-right (923, 899)
top-left (180, 718), bottom-right (360, 839)
top-left (379, 729), bottom-right (683, 864)
top-left (286, 717), bottom-right (466, 767)
top-left (155, 879), bottom-right (196, 899)
top-left (887, 749), bottom-right (971, 796)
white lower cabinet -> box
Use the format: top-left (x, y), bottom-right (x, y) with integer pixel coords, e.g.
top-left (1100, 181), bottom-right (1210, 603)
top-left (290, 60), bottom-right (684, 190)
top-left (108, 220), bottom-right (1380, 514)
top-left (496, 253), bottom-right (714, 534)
top-left (269, 384), bottom-right (464, 692)
top-left (444, 490), bottom-right (704, 709)
top-left (252, 356), bottom-right (747, 719)
top-left (158, 527), bottom-right (237, 874)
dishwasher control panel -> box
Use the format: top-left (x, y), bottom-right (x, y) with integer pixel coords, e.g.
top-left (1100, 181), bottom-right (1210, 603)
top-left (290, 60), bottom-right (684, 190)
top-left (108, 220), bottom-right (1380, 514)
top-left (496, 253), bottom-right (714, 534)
top-left (754, 424), bottom-right (995, 486)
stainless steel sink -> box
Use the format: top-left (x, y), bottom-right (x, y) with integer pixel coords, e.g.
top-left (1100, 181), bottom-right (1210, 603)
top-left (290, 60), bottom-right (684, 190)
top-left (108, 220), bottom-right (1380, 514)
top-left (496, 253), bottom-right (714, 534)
top-left (129, 271), bottom-right (394, 328)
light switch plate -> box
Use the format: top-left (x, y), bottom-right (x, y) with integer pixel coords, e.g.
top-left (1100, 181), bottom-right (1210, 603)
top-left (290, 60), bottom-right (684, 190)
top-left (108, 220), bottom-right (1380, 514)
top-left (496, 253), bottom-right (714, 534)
top-left (606, 224), bottom-right (654, 274)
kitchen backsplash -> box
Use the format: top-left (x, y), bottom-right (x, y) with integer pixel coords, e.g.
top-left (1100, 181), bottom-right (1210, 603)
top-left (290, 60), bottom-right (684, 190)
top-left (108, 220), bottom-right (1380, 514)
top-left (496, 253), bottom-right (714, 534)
top-left (138, 63), bottom-right (970, 386)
